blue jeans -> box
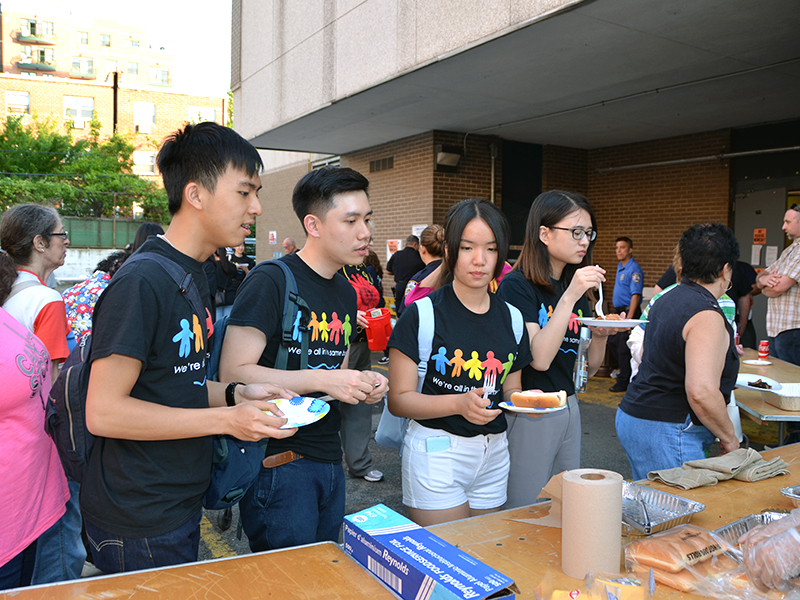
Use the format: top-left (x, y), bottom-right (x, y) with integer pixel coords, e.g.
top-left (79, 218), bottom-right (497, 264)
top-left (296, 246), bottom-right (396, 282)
top-left (0, 541), bottom-right (36, 591)
top-left (30, 479), bottom-right (86, 585)
top-left (84, 511), bottom-right (202, 574)
top-left (773, 329), bottom-right (800, 367)
top-left (615, 409), bottom-right (716, 481)
top-left (239, 459), bottom-right (345, 552)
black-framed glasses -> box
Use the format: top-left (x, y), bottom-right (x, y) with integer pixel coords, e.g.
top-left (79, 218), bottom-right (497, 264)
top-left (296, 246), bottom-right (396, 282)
top-left (549, 226), bottom-right (596, 241)
top-left (50, 231), bottom-right (69, 239)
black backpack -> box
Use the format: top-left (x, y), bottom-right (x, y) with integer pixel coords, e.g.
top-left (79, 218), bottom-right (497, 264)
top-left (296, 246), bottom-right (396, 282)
top-left (46, 252), bottom-right (208, 483)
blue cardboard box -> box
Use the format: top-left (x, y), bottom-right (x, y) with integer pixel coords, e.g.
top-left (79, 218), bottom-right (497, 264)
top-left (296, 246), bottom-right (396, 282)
top-left (344, 504), bottom-right (517, 600)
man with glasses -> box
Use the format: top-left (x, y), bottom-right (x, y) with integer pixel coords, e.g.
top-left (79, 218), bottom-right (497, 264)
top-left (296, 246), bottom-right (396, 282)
top-left (756, 204), bottom-right (800, 366)
top-left (608, 237), bottom-right (643, 392)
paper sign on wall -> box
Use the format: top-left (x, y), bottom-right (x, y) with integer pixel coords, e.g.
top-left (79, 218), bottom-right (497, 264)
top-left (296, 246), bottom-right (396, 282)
top-left (387, 239), bottom-right (401, 263)
top-left (751, 245), bottom-right (762, 266)
top-left (765, 246), bottom-right (779, 266)
top-left (411, 224), bottom-right (428, 239)
top-left (753, 228), bottom-right (767, 244)
top-left (269, 231), bottom-right (277, 244)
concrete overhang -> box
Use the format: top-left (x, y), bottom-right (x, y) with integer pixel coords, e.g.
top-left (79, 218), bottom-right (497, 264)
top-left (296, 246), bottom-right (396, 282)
top-left (248, 0), bottom-right (800, 154)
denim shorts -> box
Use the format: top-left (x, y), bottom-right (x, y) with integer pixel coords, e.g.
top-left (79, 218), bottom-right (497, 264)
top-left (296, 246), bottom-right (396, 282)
top-left (401, 420), bottom-right (509, 511)
top-left (615, 408), bottom-right (715, 481)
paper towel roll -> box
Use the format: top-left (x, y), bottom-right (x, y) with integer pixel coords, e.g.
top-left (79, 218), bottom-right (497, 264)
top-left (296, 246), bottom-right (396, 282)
top-left (561, 468), bottom-right (623, 579)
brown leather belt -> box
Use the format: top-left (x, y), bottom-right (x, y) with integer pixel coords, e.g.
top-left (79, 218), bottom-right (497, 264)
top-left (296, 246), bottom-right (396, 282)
top-left (262, 450), bottom-right (303, 469)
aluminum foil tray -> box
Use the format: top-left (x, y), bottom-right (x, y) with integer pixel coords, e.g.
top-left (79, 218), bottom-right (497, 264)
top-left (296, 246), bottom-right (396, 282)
top-left (621, 481), bottom-right (705, 535)
top-left (712, 512), bottom-right (789, 547)
top-left (781, 484), bottom-right (800, 508)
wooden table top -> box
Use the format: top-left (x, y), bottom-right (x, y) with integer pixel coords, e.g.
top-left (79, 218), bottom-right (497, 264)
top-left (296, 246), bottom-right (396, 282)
top-left (429, 443), bottom-right (800, 600)
top-left (737, 348), bottom-right (800, 422)
top-left (1, 541), bottom-right (395, 600)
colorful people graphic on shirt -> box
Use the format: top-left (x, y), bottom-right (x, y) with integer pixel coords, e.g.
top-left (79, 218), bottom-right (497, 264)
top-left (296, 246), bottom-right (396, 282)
top-left (319, 312), bottom-right (330, 342)
top-left (538, 303), bottom-right (549, 328)
top-left (173, 318), bottom-right (194, 358)
top-left (309, 311), bottom-right (320, 342)
top-left (462, 351), bottom-right (484, 380)
top-left (329, 312), bottom-right (343, 345)
top-left (192, 314), bottom-right (204, 353)
top-left (449, 349), bottom-right (465, 377)
top-left (500, 352), bottom-right (514, 384)
top-left (342, 314), bottom-right (352, 347)
top-left (292, 310), bottom-right (304, 342)
top-left (432, 346), bottom-right (449, 375)
top-left (481, 350), bottom-right (504, 377)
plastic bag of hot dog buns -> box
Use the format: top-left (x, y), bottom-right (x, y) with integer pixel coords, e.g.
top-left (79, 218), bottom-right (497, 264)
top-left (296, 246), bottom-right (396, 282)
top-left (625, 522), bottom-right (800, 599)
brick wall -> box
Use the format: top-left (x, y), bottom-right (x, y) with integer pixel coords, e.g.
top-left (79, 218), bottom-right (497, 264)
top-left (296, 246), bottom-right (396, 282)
top-left (587, 130), bottom-right (731, 285)
top-left (256, 161), bottom-right (309, 263)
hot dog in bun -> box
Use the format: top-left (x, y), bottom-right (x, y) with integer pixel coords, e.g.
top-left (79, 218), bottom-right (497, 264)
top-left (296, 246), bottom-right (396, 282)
top-left (509, 390), bottom-right (567, 409)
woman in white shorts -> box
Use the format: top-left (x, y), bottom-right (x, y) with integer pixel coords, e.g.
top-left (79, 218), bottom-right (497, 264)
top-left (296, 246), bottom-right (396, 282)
top-left (387, 199), bottom-right (532, 526)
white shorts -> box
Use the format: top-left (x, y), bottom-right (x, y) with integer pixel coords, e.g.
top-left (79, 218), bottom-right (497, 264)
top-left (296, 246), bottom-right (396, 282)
top-left (401, 420), bottom-right (509, 511)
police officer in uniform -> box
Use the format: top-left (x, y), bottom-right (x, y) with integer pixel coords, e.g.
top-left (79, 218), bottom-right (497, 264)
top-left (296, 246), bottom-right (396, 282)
top-left (608, 237), bottom-right (643, 392)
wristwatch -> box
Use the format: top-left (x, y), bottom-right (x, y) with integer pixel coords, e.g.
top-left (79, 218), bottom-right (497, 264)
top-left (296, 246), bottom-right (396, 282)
top-left (226, 382), bottom-right (244, 407)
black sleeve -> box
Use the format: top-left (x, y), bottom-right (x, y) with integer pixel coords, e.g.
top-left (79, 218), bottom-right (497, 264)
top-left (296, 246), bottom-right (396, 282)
top-left (228, 266), bottom-right (284, 341)
top-left (497, 273), bottom-right (539, 324)
top-left (656, 266), bottom-right (677, 289)
top-left (387, 302), bottom-right (421, 363)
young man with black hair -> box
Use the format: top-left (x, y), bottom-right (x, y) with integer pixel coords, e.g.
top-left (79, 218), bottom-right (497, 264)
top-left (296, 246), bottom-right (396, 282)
top-left (82, 122), bottom-right (298, 574)
top-left (608, 236), bottom-right (643, 392)
top-left (220, 166), bottom-right (389, 552)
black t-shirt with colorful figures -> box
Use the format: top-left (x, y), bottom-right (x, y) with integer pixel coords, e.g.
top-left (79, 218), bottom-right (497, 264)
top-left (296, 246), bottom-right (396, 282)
top-left (82, 237), bottom-right (214, 538)
top-left (497, 269), bottom-right (590, 396)
top-left (388, 284), bottom-right (532, 438)
top-left (228, 252), bottom-right (357, 462)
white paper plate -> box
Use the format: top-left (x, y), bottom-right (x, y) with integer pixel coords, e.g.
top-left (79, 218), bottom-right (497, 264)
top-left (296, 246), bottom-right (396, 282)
top-left (498, 402), bottom-right (567, 416)
top-left (577, 317), bottom-right (644, 328)
top-left (742, 359), bottom-right (772, 366)
top-left (735, 373), bottom-right (782, 392)
top-left (264, 396), bottom-right (331, 429)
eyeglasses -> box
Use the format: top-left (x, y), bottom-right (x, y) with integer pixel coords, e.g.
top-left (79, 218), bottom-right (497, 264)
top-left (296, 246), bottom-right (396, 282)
top-left (549, 226), bottom-right (596, 241)
top-left (50, 231), bottom-right (69, 239)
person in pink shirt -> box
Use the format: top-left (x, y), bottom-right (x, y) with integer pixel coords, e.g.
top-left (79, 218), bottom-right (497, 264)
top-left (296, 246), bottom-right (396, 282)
top-left (0, 254), bottom-right (69, 590)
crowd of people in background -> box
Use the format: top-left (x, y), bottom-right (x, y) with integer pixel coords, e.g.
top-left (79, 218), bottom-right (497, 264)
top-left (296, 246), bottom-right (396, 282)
top-left (1, 121), bottom-right (798, 593)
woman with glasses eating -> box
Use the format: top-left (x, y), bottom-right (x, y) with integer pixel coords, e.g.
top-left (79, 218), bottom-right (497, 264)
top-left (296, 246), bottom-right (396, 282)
top-left (497, 190), bottom-right (621, 508)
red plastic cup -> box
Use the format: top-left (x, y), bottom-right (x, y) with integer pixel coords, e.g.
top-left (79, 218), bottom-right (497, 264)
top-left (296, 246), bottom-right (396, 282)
top-left (364, 308), bottom-right (393, 351)
top-left (758, 340), bottom-right (769, 360)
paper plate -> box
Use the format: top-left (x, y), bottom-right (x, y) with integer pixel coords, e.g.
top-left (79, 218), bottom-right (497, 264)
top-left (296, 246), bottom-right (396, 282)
top-left (265, 396), bottom-right (330, 429)
top-left (498, 402), bottom-right (567, 416)
top-left (742, 359), bottom-right (772, 366)
top-left (577, 317), bottom-right (644, 328)
top-left (735, 373), bottom-right (782, 392)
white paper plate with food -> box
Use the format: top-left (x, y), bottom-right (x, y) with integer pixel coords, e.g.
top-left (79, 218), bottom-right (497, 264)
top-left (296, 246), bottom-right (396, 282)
top-left (735, 373), bottom-right (782, 392)
top-left (577, 317), bottom-right (644, 328)
top-left (264, 396), bottom-right (330, 429)
top-left (500, 390), bottom-right (568, 416)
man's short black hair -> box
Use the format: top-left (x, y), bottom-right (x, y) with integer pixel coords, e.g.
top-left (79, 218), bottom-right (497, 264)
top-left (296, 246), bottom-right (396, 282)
top-left (156, 122), bottom-right (264, 216)
top-left (292, 166), bottom-right (369, 230)
top-left (616, 236), bottom-right (633, 248)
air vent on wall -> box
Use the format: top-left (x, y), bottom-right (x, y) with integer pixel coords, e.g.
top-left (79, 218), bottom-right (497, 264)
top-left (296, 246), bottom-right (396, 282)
top-left (369, 156), bottom-right (394, 173)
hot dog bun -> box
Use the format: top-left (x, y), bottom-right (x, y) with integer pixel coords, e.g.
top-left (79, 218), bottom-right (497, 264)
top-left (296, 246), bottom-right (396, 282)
top-left (509, 390), bottom-right (567, 409)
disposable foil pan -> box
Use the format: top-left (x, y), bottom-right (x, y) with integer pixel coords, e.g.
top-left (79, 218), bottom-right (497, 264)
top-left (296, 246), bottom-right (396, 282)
top-left (781, 484), bottom-right (800, 508)
top-left (712, 512), bottom-right (789, 547)
top-left (621, 481), bottom-right (705, 535)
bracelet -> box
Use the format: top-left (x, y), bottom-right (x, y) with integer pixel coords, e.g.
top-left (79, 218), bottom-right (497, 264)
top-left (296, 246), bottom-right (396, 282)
top-left (226, 382), bottom-right (244, 407)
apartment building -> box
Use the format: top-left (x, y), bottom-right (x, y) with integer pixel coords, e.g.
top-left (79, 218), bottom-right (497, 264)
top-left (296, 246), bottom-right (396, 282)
top-left (2, 8), bottom-right (225, 176)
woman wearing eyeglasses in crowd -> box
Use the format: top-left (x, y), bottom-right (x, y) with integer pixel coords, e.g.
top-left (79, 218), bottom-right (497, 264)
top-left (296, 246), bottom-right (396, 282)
top-left (497, 190), bottom-right (623, 508)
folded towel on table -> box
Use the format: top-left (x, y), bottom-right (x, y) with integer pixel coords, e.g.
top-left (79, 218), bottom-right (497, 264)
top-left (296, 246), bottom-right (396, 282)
top-left (647, 448), bottom-right (790, 489)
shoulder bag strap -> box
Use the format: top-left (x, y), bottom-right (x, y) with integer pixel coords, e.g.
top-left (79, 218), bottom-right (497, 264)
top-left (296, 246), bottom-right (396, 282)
top-left (416, 296), bottom-right (435, 393)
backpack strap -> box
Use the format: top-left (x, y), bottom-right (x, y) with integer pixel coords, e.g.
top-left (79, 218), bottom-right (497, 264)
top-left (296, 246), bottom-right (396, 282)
top-left (416, 296), bottom-right (435, 393)
top-left (7, 279), bottom-right (40, 301)
top-left (506, 301), bottom-right (524, 345)
top-left (257, 260), bottom-right (311, 371)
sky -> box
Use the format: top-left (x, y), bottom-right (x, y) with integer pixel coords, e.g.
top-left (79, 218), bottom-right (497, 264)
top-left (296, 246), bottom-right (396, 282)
top-left (10, 0), bottom-right (233, 97)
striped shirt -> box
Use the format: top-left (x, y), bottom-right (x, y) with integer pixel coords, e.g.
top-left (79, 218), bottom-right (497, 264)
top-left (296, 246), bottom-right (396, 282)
top-left (765, 239), bottom-right (800, 337)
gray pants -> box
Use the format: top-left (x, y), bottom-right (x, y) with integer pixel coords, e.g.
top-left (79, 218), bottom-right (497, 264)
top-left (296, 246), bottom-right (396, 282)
top-left (504, 394), bottom-right (581, 509)
top-left (339, 341), bottom-right (375, 477)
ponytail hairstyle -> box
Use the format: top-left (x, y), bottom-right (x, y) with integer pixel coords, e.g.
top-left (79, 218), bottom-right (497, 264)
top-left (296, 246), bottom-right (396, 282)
top-left (0, 252), bottom-right (16, 304)
top-left (514, 190), bottom-right (597, 294)
top-left (419, 224), bottom-right (445, 259)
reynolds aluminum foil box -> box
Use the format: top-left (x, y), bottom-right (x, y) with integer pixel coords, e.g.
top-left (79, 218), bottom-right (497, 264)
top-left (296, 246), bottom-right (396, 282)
top-left (344, 504), bottom-right (516, 600)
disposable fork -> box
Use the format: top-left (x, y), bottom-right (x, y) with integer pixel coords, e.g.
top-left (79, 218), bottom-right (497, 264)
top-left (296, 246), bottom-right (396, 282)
top-left (594, 265), bottom-right (605, 318)
top-left (482, 371), bottom-right (496, 403)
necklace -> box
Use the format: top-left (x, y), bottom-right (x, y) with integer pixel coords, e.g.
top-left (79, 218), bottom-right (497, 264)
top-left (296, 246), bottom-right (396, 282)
top-left (157, 234), bottom-right (175, 248)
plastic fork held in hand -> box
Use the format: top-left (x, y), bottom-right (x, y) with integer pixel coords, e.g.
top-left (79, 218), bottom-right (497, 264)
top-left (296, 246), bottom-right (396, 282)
top-left (482, 372), bottom-right (497, 406)
top-left (594, 265), bottom-right (605, 318)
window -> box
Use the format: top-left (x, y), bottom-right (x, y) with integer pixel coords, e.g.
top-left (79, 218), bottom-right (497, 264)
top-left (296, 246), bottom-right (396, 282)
top-left (20, 46), bottom-right (53, 65)
top-left (132, 151), bottom-right (156, 174)
top-left (41, 22), bottom-right (54, 37)
top-left (20, 45), bottom-right (32, 61)
top-left (78, 31), bottom-right (88, 45)
top-left (127, 62), bottom-right (138, 75)
top-left (187, 106), bottom-right (216, 123)
top-left (6, 91), bottom-right (30, 114)
top-left (150, 67), bottom-right (169, 86)
top-left (134, 101), bottom-right (156, 127)
top-left (20, 19), bottom-right (35, 36)
top-left (71, 57), bottom-right (93, 74)
top-left (106, 59), bottom-right (117, 73)
top-left (63, 96), bottom-right (94, 127)
top-left (124, 39), bottom-right (140, 48)
top-left (100, 34), bottom-right (110, 47)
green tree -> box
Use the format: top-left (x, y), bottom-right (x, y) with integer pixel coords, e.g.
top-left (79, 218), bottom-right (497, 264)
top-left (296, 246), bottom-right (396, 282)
top-left (0, 114), bottom-right (168, 222)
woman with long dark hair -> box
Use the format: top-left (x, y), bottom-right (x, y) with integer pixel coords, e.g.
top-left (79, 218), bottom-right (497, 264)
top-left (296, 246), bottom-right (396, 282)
top-left (387, 199), bottom-right (532, 526)
top-left (497, 190), bottom-right (620, 508)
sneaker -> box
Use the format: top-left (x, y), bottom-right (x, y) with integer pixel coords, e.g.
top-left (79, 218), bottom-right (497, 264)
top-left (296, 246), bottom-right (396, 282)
top-left (363, 469), bottom-right (384, 482)
top-left (378, 356), bottom-right (389, 365)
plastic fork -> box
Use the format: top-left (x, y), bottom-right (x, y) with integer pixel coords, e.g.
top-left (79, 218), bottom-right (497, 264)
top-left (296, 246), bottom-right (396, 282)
top-left (482, 371), bottom-right (496, 403)
top-left (594, 265), bottom-right (605, 318)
